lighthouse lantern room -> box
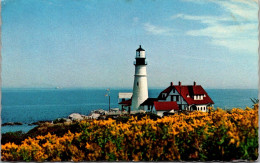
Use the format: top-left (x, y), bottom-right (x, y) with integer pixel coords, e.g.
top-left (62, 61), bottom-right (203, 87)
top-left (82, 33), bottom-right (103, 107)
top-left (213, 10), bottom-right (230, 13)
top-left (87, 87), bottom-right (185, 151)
top-left (131, 45), bottom-right (149, 111)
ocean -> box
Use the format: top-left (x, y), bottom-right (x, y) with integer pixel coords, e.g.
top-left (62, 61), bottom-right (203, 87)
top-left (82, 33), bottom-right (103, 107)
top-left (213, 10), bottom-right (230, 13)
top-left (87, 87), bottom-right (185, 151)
top-left (1, 88), bottom-right (258, 133)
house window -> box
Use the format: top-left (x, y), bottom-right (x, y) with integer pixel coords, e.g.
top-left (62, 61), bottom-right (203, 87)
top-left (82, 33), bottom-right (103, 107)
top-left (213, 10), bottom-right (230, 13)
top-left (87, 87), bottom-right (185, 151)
top-left (171, 95), bottom-right (174, 101)
top-left (176, 96), bottom-right (179, 101)
top-left (173, 89), bottom-right (175, 93)
top-left (178, 104), bottom-right (182, 110)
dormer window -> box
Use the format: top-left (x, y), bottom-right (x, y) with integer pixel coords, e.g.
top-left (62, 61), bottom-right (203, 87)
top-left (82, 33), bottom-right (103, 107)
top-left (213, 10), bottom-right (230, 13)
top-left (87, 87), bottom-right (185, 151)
top-left (194, 95), bottom-right (204, 100)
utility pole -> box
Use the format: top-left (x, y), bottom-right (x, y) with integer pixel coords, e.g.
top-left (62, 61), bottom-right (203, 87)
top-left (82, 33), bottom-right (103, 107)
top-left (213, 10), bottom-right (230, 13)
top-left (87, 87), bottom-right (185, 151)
top-left (105, 89), bottom-right (111, 112)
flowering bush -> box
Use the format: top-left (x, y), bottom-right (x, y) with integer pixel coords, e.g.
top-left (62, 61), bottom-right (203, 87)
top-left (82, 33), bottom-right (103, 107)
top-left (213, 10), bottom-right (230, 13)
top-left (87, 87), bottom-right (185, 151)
top-left (2, 105), bottom-right (258, 161)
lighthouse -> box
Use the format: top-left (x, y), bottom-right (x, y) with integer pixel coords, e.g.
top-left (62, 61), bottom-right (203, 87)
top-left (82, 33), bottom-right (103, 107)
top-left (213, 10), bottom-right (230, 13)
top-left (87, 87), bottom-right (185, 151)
top-left (131, 45), bottom-right (149, 111)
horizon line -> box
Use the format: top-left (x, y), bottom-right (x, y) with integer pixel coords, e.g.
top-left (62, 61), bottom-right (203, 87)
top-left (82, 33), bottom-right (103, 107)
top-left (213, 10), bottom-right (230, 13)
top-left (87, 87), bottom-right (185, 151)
top-left (1, 87), bottom-right (258, 90)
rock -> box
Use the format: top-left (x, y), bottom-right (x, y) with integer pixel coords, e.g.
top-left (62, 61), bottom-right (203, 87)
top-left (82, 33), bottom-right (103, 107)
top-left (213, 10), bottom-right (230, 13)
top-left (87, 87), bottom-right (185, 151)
top-left (53, 118), bottom-right (72, 124)
top-left (90, 113), bottom-right (100, 119)
top-left (14, 122), bottom-right (23, 125)
top-left (91, 109), bottom-right (108, 115)
top-left (139, 110), bottom-right (146, 113)
top-left (110, 108), bottom-right (119, 112)
top-left (2, 122), bottom-right (23, 126)
top-left (98, 116), bottom-right (106, 120)
top-left (28, 120), bottom-right (52, 126)
top-left (68, 113), bottom-right (84, 121)
top-left (65, 118), bottom-right (72, 122)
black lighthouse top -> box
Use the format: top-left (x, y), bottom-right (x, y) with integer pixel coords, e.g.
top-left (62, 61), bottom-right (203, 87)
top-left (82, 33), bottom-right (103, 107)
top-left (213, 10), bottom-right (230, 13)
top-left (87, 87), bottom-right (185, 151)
top-left (134, 45), bottom-right (147, 65)
top-left (136, 45), bottom-right (145, 51)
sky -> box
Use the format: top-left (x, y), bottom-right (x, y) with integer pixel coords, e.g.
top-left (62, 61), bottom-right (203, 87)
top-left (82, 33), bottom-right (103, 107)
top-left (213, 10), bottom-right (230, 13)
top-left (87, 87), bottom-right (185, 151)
top-left (1, 0), bottom-right (259, 89)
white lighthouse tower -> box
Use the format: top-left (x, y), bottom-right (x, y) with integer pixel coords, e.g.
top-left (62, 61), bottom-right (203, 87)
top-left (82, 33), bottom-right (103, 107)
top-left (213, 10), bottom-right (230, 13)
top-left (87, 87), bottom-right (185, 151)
top-left (131, 45), bottom-right (148, 111)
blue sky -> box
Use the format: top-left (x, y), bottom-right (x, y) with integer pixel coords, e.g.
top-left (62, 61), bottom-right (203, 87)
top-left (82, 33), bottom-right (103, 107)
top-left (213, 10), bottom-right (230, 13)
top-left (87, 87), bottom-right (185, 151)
top-left (2, 0), bottom-right (258, 89)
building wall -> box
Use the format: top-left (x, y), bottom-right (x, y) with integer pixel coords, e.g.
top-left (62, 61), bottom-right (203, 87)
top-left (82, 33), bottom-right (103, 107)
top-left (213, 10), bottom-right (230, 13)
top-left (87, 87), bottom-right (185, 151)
top-left (156, 111), bottom-right (165, 117)
top-left (134, 65), bottom-right (147, 75)
top-left (188, 104), bottom-right (208, 112)
top-left (143, 105), bottom-right (156, 113)
top-left (166, 90), bottom-right (187, 105)
top-left (132, 65), bottom-right (148, 111)
top-left (157, 88), bottom-right (188, 110)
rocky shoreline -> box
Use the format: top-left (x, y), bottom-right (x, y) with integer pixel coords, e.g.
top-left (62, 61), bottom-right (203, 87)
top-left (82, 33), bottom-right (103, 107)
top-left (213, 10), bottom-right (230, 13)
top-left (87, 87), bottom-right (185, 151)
top-left (1, 109), bottom-right (124, 127)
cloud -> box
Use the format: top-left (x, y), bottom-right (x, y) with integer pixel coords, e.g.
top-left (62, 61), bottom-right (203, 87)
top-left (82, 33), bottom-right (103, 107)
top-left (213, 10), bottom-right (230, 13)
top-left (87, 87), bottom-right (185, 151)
top-left (174, 0), bottom-right (258, 54)
top-left (171, 14), bottom-right (232, 25)
top-left (143, 23), bottom-right (174, 36)
top-left (213, 0), bottom-right (257, 21)
top-left (187, 23), bottom-right (257, 39)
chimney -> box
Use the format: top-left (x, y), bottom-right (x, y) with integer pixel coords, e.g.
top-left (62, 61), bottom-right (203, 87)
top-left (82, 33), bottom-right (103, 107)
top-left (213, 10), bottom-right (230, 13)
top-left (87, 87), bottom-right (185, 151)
top-left (170, 82), bottom-right (173, 86)
top-left (194, 81), bottom-right (196, 86)
top-left (178, 81), bottom-right (181, 86)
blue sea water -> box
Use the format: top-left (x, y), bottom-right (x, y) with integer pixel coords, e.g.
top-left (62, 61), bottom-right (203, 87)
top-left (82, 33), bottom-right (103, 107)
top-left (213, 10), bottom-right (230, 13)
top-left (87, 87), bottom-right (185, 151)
top-left (1, 88), bottom-right (258, 133)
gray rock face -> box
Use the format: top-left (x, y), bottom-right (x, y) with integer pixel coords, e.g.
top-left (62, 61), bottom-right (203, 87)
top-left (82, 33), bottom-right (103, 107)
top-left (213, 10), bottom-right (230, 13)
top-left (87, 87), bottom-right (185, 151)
top-left (91, 109), bottom-right (108, 115)
top-left (68, 113), bottom-right (84, 121)
top-left (110, 108), bottom-right (119, 112)
top-left (90, 113), bottom-right (100, 119)
top-left (53, 118), bottom-right (72, 124)
top-left (2, 122), bottom-right (23, 126)
top-left (29, 121), bottom-right (52, 126)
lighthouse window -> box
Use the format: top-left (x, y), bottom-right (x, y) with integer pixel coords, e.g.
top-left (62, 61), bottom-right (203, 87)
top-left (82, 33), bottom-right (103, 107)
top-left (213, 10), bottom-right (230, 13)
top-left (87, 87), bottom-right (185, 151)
top-left (137, 82), bottom-right (139, 86)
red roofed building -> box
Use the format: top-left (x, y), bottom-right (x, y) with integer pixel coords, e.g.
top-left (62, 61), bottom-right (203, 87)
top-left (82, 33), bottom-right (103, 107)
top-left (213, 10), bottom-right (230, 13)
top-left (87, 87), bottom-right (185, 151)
top-left (118, 93), bottom-right (132, 113)
top-left (141, 81), bottom-right (214, 115)
top-left (157, 81), bottom-right (214, 112)
top-left (154, 101), bottom-right (179, 117)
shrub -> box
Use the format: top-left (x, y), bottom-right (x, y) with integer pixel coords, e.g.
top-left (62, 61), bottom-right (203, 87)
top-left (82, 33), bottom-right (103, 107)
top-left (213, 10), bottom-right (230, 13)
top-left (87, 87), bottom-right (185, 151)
top-left (1, 131), bottom-right (26, 145)
top-left (1, 105), bottom-right (258, 161)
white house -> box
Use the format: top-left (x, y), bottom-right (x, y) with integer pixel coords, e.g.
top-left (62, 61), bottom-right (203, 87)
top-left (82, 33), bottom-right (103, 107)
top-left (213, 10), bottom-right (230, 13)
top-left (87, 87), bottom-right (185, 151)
top-left (118, 92), bottom-right (132, 112)
top-left (141, 81), bottom-right (214, 116)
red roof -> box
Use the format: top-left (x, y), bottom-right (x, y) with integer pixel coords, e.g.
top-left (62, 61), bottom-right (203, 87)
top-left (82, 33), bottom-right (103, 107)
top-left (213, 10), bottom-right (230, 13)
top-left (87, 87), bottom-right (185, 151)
top-left (158, 84), bottom-right (214, 105)
top-left (119, 99), bottom-right (132, 106)
top-left (154, 101), bottom-right (179, 111)
top-left (174, 85), bottom-right (214, 105)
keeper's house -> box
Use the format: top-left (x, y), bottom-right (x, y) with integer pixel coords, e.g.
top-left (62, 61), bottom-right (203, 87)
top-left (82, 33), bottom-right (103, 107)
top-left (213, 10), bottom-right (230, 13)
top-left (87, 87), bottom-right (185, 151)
top-left (118, 92), bottom-right (132, 112)
top-left (141, 81), bottom-right (214, 116)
